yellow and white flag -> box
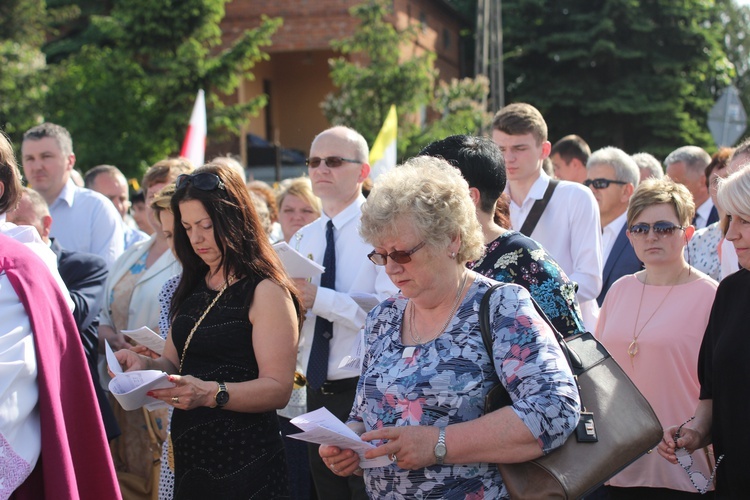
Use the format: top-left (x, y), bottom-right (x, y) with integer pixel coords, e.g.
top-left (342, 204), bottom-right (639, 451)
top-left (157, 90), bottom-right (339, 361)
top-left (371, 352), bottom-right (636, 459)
top-left (369, 105), bottom-right (397, 181)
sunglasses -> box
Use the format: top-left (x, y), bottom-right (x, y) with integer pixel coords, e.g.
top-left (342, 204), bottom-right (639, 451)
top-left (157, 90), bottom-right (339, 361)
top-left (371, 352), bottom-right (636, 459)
top-left (176, 173), bottom-right (226, 191)
top-left (628, 221), bottom-right (685, 238)
top-left (583, 178), bottom-right (628, 189)
top-left (305, 156), bottom-right (362, 168)
top-left (368, 241), bottom-right (426, 266)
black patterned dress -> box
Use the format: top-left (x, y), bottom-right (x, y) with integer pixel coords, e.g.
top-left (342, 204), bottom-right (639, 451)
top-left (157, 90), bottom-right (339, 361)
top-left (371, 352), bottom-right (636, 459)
top-left (170, 276), bottom-right (290, 499)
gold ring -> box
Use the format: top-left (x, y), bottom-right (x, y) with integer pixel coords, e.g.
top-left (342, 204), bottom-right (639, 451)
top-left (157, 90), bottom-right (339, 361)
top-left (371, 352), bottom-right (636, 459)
top-left (172, 396), bottom-right (179, 404)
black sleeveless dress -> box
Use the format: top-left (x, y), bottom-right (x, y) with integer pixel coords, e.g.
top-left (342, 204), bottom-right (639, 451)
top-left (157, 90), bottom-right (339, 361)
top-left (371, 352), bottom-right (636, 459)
top-left (170, 276), bottom-right (290, 499)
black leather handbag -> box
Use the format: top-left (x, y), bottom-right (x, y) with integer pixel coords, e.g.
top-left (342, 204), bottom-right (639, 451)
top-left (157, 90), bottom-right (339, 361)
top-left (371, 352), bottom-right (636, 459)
top-left (480, 283), bottom-right (663, 499)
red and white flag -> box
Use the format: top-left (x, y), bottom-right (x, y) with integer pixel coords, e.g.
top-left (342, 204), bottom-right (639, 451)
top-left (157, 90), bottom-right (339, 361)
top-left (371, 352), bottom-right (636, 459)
top-left (180, 89), bottom-right (207, 167)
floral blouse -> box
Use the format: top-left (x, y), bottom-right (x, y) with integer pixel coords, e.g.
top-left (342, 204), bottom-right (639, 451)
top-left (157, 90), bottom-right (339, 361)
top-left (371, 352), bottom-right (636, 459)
top-left (687, 222), bottom-right (721, 281)
top-left (348, 275), bottom-right (580, 499)
top-left (469, 231), bottom-right (585, 338)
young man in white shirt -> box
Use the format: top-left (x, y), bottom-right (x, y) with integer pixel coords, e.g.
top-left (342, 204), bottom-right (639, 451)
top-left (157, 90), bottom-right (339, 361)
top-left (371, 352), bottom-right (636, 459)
top-left (21, 123), bottom-right (124, 266)
top-left (585, 147), bottom-right (642, 305)
top-left (492, 103), bottom-right (602, 329)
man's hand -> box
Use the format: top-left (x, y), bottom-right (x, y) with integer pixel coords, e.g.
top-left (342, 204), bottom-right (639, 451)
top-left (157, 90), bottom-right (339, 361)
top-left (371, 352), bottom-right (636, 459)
top-left (292, 278), bottom-right (318, 309)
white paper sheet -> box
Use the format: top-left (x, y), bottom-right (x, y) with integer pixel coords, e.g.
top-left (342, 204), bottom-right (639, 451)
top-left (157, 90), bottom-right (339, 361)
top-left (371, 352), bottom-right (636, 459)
top-left (273, 241), bottom-right (325, 279)
top-left (105, 341), bottom-right (174, 411)
top-left (288, 408), bottom-right (393, 468)
top-left (121, 326), bottom-right (166, 355)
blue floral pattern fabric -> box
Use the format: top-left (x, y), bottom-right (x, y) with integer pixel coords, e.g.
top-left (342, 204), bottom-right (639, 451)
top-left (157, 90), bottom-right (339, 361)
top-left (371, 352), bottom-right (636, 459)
top-left (348, 275), bottom-right (580, 499)
top-left (469, 231), bottom-right (585, 338)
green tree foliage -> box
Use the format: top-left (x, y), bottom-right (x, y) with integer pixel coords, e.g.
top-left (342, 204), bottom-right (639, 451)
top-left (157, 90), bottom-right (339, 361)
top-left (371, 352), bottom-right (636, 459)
top-left (717, 0), bottom-right (750, 144)
top-left (0, 0), bottom-right (47, 141)
top-left (404, 76), bottom-right (492, 157)
top-left (43, 0), bottom-right (280, 178)
top-left (322, 0), bottom-right (436, 155)
top-left (501, 0), bottom-right (734, 158)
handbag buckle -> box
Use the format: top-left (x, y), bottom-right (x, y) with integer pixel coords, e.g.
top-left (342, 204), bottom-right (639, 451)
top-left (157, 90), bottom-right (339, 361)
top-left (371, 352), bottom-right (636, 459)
top-left (576, 412), bottom-right (598, 443)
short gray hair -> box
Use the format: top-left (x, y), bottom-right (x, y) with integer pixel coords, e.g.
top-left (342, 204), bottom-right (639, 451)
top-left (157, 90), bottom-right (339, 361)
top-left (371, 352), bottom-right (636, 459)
top-left (23, 123), bottom-right (74, 158)
top-left (632, 152), bottom-right (664, 179)
top-left (664, 146), bottom-right (711, 174)
top-left (587, 146), bottom-right (640, 187)
top-left (360, 156), bottom-right (484, 264)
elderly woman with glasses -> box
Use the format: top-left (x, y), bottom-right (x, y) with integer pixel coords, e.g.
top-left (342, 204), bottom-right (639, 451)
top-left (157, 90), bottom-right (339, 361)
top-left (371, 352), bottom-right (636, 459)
top-left (318, 156), bottom-right (579, 498)
top-left (658, 164), bottom-right (750, 498)
top-left (595, 178), bottom-right (718, 499)
top-left (114, 163), bottom-right (302, 499)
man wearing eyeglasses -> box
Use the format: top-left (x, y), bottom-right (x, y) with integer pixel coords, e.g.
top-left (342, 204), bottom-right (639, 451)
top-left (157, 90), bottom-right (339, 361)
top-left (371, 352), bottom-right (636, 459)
top-left (291, 126), bottom-right (397, 500)
top-left (492, 103), bottom-right (602, 331)
top-left (585, 147), bottom-right (643, 305)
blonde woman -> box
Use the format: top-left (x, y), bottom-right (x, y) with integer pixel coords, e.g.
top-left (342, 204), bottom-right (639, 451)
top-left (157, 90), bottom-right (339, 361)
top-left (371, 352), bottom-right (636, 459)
top-left (596, 178), bottom-right (717, 498)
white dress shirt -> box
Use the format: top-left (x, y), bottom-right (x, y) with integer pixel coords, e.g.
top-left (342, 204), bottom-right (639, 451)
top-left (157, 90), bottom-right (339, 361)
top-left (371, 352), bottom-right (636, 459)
top-left (601, 211), bottom-right (628, 264)
top-left (0, 257), bottom-right (40, 493)
top-left (49, 179), bottom-right (124, 267)
top-left (693, 198), bottom-right (715, 230)
top-left (508, 172), bottom-right (603, 330)
top-left (292, 195), bottom-right (397, 381)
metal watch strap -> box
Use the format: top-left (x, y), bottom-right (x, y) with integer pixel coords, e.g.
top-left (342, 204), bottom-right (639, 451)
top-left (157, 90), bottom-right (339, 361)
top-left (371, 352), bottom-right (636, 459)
top-left (435, 427), bottom-right (447, 464)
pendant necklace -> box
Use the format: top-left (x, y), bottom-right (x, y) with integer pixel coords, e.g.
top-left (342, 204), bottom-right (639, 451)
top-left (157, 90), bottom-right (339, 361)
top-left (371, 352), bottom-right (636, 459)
top-left (409, 272), bottom-right (469, 345)
top-left (628, 269), bottom-right (683, 363)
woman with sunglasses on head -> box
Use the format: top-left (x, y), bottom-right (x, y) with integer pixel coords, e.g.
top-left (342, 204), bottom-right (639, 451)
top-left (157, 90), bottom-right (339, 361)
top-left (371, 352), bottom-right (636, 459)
top-left (596, 178), bottom-right (718, 499)
top-left (98, 158), bottom-right (192, 499)
top-left (114, 163), bottom-right (302, 499)
top-left (658, 164), bottom-right (750, 498)
top-left (318, 156), bottom-right (580, 498)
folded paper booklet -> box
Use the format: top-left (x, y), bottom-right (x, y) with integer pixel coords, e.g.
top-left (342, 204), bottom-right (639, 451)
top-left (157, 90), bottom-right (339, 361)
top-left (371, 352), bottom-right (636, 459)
top-left (105, 341), bottom-right (174, 411)
top-left (288, 407), bottom-right (393, 468)
top-left (122, 326), bottom-right (166, 355)
top-left (273, 241), bottom-right (325, 279)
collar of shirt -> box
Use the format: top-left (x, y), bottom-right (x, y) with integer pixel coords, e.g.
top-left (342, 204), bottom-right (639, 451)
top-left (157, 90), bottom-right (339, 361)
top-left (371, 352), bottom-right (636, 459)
top-left (695, 198), bottom-right (714, 226)
top-left (51, 178), bottom-right (77, 209)
top-left (601, 210), bottom-right (627, 263)
top-left (322, 193), bottom-right (366, 232)
top-left (507, 172), bottom-right (548, 228)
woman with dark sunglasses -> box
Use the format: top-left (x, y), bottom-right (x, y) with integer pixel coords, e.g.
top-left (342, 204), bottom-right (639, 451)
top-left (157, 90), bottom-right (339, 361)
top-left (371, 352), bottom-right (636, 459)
top-left (596, 178), bottom-right (718, 499)
top-left (318, 156), bottom-right (579, 498)
top-left (114, 163), bottom-right (303, 499)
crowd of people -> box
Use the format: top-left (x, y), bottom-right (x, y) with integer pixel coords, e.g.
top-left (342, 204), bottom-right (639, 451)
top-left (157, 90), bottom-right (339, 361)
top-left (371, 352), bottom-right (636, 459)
top-left (1, 100), bottom-right (748, 499)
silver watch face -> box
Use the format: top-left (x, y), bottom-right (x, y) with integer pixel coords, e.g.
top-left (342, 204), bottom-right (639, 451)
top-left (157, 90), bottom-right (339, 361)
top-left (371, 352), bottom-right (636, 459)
top-left (435, 443), bottom-right (447, 458)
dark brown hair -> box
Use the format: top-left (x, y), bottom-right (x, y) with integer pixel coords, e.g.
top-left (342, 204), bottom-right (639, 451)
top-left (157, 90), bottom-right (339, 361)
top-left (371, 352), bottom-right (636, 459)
top-left (0, 132), bottom-right (22, 214)
top-left (169, 163), bottom-right (301, 323)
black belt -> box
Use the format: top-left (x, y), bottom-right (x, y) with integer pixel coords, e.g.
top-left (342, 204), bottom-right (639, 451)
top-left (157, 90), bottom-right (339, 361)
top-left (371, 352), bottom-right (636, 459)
top-left (316, 377), bottom-right (359, 396)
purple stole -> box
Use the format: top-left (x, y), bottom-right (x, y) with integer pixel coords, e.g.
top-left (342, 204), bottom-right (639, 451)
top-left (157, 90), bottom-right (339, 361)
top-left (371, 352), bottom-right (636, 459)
top-left (1, 235), bottom-right (120, 500)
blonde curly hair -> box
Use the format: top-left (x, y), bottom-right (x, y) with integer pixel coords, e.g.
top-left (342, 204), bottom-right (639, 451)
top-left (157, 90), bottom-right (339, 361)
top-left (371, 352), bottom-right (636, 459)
top-left (360, 156), bottom-right (484, 264)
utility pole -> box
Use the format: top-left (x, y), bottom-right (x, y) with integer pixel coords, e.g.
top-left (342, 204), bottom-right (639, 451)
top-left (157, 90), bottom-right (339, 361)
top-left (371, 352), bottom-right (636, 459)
top-left (475, 0), bottom-right (504, 126)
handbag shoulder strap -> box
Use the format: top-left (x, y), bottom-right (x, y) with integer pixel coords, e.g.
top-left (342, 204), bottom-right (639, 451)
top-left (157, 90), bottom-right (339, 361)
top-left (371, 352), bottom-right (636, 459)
top-left (480, 282), bottom-right (580, 384)
top-left (519, 179), bottom-right (558, 237)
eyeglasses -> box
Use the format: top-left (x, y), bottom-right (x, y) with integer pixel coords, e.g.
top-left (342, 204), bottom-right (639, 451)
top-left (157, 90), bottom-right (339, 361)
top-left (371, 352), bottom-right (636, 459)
top-left (674, 417), bottom-right (724, 494)
top-left (368, 241), bottom-right (426, 266)
top-left (583, 178), bottom-right (628, 189)
top-left (628, 221), bottom-right (685, 238)
top-left (175, 173), bottom-right (226, 191)
top-left (305, 156), bottom-right (362, 168)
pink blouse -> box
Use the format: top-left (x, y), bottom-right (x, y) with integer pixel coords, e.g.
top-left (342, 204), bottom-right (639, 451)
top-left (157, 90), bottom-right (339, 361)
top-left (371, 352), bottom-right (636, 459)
top-left (596, 273), bottom-right (718, 491)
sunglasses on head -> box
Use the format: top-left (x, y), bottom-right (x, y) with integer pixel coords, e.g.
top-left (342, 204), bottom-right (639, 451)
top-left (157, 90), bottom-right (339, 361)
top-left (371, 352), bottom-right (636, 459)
top-left (583, 178), bottom-right (628, 189)
top-left (368, 241), bottom-right (426, 266)
top-left (305, 156), bottom-right (362, 168)
top-left (175, 173), bottom-right (226, 191)
top-left (629, 221), bottom-right (685, 237)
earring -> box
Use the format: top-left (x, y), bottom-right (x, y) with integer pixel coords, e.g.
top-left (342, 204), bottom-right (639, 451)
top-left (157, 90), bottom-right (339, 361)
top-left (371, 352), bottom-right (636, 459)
top-left (450, 252), bottom-right (456, 259)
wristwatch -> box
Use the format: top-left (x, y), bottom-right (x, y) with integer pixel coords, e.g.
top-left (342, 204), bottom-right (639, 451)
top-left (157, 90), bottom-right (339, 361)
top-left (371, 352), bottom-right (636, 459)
top-left (214, 381), bottom-right (229, 408)
top-left (434, 427), bottom-right (447, 465)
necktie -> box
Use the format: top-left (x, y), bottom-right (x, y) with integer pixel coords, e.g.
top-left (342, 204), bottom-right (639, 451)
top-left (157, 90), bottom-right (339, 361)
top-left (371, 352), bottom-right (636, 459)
top-left (307, 219), bottom-right (336, 390)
